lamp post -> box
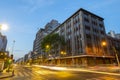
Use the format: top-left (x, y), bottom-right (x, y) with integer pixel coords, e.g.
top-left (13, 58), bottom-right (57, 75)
top-left (101, 41), bottom-right (106, 55)
top-left (60, 51), bottom-right (66, 66)
top-left (0, 24), bottom-right (9, 32)
top-left (46, 45), bottom-right (50, 64)
top-left (101, 41), bottom-right (107, 64)
top-left (12, 40), bottom-right (15, 55)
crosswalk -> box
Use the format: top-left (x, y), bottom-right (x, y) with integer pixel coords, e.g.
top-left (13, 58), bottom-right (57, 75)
top-left (15, 71), bottom-right (31, 77)
top-left (11, 71), bottom-right (50, 80)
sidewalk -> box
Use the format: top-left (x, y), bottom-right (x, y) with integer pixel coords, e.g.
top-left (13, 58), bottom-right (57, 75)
top-left (0, 69), bottom-right (14, 79)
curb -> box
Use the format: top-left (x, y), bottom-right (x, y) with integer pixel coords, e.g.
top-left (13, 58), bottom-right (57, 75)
top-left (0, 70), bottom-right (15, 79)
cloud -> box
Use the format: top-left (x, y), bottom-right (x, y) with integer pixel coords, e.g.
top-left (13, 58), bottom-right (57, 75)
top-left (21, 0), bottom-right (54, 12)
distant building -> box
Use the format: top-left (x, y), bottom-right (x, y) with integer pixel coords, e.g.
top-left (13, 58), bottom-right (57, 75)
top-left (23, 51), bottom-right (33, 64)
top-left (33, 20), bottom-right (60, 62)
top-left (0, 33), bottom-right (7, 51)
top-left (44, 20), bottom-right (60, 33)
top-left (107, 35), bottom-right (120, 61)
top-left (107, 30), bottom-right (120, 39)
top-left (115, 34), bottom-right (120, 39)
top-left (33, 28), bottom-right (46, 54)
top-left (108, 31), bottom-right (116, 38)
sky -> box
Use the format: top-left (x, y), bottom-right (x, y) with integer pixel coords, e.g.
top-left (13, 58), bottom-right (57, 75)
top-left (0, 0), bottom-right (120, 60)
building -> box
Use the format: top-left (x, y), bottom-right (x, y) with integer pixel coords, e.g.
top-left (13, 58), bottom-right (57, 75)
top-left (107, 36), bottom-right (120, 62)
top-left (33, 28), bottom-right (46, 54)
top-left (33, 20), bottom-right (60, 64)
top-left (115, 34), bottom-right (120, 39)
top-left (44, 19), bottom-right (60, 34)
top-left (0, 33), bottom-right (7, 51)
top-left (0, 32), bottom-right (8, 71)
top-left (45, 8), bottom-right (115, 66)
top-left (108, 30), bottom-right (120, 39)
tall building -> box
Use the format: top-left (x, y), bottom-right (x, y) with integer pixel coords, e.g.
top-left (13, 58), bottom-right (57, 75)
top-left (33, 20), bottom-right (60, 62)
top-left (44, 19), bottom-right (60, 34)
top-left (46, 8), bottom-right (114, 66)
top-left (0, 33), bottom-right (7, 51)
top-left (33, 28), bottom-right (46, 54)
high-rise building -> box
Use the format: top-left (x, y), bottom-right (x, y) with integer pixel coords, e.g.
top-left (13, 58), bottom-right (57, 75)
top-left (33, 20), bottom-right (60, 61)
top-left (33, 28), bottom-right (46, 54)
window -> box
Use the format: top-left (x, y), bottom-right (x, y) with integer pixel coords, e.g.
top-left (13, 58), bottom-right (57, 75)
top-left (92, 21), bottom-right (97, 26)
top-left (99, 24), bottom-right (103, 28)
top-left (85, 25), bottom-right (90, 30)
top-left (84, 18), bottom-right (89, 23)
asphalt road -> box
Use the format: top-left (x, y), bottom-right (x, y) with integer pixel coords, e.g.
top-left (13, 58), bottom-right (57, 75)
top-left (2, 65), bottom-right (120, 80)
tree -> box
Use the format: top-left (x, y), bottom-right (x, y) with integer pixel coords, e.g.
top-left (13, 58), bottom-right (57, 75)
top-left (41, 33), bottom-right (66, 56)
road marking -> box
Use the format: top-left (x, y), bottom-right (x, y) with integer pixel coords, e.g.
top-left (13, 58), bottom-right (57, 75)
top-left (23, 72), bottom-right (30, 76)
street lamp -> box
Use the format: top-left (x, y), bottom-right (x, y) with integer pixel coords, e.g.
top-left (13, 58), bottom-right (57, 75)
top-left (12, 40), bottom-right (15, 54)
top-left (0, 24), bottom-right (9, 32)
top-left (45, 44), bottom-right (50, 64)
top-left (101, 41), bottom-right (107, 55)
top-left (60, 51), bottom-right (66, 66)
top-left (101, 41), bottom-right (107, 64)
top-left (102, 41), bottom-right (106, 46)
top-left (46, 45), bottom-right (49, 48)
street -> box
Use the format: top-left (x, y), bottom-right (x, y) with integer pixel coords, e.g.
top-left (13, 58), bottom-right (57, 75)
top-left (1, 65), bottom-right (120, 80)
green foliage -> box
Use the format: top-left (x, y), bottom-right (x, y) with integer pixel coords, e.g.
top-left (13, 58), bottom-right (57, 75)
top-left (41, 33), bottom-right (66, 52)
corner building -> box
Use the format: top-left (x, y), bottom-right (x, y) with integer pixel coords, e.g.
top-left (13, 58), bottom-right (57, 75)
top-left (51, 8), bottom-right (114, 66)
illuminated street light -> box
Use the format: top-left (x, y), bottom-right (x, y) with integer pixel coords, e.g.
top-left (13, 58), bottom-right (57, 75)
top-left (46, 45), bottom-right (49, 48)
top-left (102, 41), bottom-right (106, 46)
top-left (0, 24), bottom-right (9, 31)
top-left (101, 41), bottom-right (107, 64)
top-left (60, 51), bottom-right (67, 66)
top-left (60, 51), bottom-right (66, 55)
top-left (60, 51), bottom-right (64, 54)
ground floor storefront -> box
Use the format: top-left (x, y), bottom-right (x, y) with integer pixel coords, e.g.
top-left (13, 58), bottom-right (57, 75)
top-left (46, 55), bottom-right (115, 66)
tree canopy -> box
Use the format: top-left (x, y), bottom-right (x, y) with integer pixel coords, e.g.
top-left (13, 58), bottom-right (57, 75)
top-left (41, 33), bottom-right (65, 52)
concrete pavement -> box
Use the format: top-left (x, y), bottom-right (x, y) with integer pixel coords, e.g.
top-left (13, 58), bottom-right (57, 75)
top-left (0, 69), bottom-right (14, 79)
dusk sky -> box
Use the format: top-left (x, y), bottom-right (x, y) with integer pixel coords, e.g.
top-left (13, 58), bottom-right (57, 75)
top-left (0, 0), bottom-right (120, 60)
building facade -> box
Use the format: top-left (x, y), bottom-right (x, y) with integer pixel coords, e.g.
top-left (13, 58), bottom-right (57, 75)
top-left (32, 20), bottom-right (60, 64)
top-left (46, 8), bottom-right (115, 66)
top-left (0, 33), bottom-right (7, 51)
top-left (107, 36), bottom-right (120, 62)
top-left (108, 30), bottom-right (120, 39)
top-left (33, 28), bottom-right (46, 54)
top-left (115, 34), bottom-right (120, 39)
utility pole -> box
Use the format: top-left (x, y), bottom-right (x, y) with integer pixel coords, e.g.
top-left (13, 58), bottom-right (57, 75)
top-left (11, 40), bottom-right (15, 54)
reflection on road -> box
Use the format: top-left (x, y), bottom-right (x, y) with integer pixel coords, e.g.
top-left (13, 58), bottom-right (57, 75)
top-left (1, 64), bottom-right (120, 80)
